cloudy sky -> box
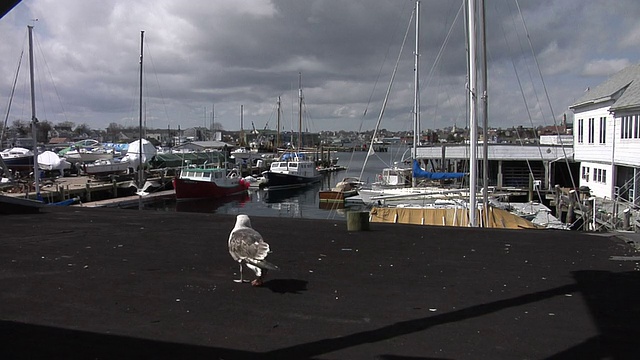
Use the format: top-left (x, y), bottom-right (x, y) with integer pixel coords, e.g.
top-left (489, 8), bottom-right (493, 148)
top-left (1, 0), bottom-right (639, 134)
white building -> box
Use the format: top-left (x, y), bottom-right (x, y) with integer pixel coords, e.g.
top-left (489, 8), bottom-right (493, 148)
top-left (569, 63), bottom-right (640, 206)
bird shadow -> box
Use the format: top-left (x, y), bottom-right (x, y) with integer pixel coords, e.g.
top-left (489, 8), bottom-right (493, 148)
top-left (263, 279), bottom-right (308, 294)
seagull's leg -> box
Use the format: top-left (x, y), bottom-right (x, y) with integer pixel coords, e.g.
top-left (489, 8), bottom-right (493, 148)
top-left (247, 264), bottom-right (264, 287)
top-left (234, 262), bottom-right (243, 283)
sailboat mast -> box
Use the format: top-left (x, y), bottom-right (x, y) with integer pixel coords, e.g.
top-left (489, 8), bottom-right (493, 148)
top-left (480, 0), bottom-right (489, 225)
top-left (467, 0), bottom-right (478, 227)
top-left (298, 72), bottom-right (303, 150)
top-left (240, 105), bottom-right (244, 146)
top-left (28, 25), bottom-right (40, 199)
top-left (412, 0), bottom-right (420, 187)
top-left (276, 96), bottom-right (281, 150)
top-left (138, 30), bottom-right (144, 209)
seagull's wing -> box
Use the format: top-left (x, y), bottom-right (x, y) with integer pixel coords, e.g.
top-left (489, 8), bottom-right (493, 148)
top-left (228, 228), bottom-right (270, 261)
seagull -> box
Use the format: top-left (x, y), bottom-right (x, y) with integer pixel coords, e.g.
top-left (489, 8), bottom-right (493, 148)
top-left (228, 214), bottom-right (278, 286)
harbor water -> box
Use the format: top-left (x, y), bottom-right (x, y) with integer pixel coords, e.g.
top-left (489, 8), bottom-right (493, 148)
top-left (142, 147), bottom-right (411, 220)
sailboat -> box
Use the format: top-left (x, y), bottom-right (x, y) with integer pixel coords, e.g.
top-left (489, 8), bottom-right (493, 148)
top-left (361, 0), bottom-right (544, 229)
top-left (262, 73), bottom-right (322, 190)
top-left (357, 0), bottom-right (466, 206)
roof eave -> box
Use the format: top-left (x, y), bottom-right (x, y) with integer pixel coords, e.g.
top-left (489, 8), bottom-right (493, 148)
top-left (569, 96), bottom-right (612, 110)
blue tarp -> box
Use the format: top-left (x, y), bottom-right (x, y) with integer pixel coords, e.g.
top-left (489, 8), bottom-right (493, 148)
top-left (412, 160), bottom-right (465, 180)
top-left (280, 152), bottom-right (307, 161)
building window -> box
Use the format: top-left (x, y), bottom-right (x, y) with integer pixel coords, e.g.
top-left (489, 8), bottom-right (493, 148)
top-left (577, 119), bottom-right (584, 143)
top-left (621, 114), bottom-right (640, 139)
top-left (593, 168), bottom-right (607, 184)
top-left (588, 118), bottom-right (595, 143)
top-left (581, 166), bottom-right (590, 182)
top-left (599, 117), bottom-right (606, 144)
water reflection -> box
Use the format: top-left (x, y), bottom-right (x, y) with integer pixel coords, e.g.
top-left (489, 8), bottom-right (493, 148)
top-left (141, 150), bottom-right (392, 219)
top-left (175, 193), bottom-right (250, 213)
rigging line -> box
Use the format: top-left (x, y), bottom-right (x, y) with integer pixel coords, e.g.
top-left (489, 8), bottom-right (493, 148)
top-left (498, 11), bottom-right (544, 203)
top-left (422, 0), bottom-right (464, 103)
top-left (337, 1), bottom-right (413, 182)
top-left (514, 0), bottom-right (578, 192)
top-left (498, 7), bottom-right (545, 161)
top-left (359, 5), bottom-right (415, 184)
top-left (356, 0), bottom-right (413, 134)
top-left (504, 0), bottom-right (548, 128)
top-left (425, 1), bottom-right (464, 132)
top-left (2, 49), bottom-right (24, 144)
top-left (144, 40), bottom-right (171, 128)
top-left (33, 30), bottom-right (70, 124)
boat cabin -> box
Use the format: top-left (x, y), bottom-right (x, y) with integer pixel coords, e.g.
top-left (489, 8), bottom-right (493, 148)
top-left (269, 161), bottom-right (317, 177)
top-left (379, 167), bottom-right (412, 187)
top-left (179, 165), bottom-right (233, 182)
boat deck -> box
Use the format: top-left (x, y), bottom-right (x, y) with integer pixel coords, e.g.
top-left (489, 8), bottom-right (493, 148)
top-left (1, 207), bottom-right (639, 358)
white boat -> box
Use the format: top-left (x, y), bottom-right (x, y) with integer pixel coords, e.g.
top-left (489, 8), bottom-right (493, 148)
top-left (263, 152), bottom-right (322, 190)
top-left (262, 74), bottom-right (322, 190)
top-left (230, 147), bottom-right (256, 160)
top-left (1, 147), bottom-right (34, 172)
top-left (63, 146), bottom-right (115, 163)
top-left (372, 162), bottom-right (412, 189)
top-left (82, 157), bottom-right (132, 176)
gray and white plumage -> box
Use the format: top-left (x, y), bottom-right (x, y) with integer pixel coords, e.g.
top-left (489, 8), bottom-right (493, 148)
top-left (228, 214), bottom-right (278, 286)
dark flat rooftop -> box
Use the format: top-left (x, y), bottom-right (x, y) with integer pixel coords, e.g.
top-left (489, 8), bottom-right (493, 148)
top-left (1, 206), bottom-right (640, 359)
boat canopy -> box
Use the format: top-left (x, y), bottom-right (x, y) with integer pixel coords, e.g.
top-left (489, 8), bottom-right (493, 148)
top-left (412, 160), bottom-right (465, 180)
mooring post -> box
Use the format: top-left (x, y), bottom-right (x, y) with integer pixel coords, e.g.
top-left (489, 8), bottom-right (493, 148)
top-left (623, 208), bottom-right (631, 231)
top-left (566, 189), bottom-right (576, 226)
top-left (554, 185), bottom-right (561, 219)
top-left (347, 211), bottom-right (370, 231)
top-left (112, 177), bottom-right (118, 198)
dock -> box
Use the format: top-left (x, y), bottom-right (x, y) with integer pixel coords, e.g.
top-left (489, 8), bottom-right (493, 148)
top-left (1, 206), bottom-right (639, 358)
top-left (1, 173), bottom-right (174, 204)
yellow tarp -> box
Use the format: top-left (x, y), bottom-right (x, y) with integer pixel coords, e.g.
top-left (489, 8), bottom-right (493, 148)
top-left (369, 206), bottom-right (540, 229)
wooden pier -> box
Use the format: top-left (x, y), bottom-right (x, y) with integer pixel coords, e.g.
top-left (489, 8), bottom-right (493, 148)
top-left (1, 173), bottom-right (174, 204)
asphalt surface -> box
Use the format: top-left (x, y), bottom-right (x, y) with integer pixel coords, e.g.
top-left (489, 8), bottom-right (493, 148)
top-left (1, 206), bottom-right (639, 359)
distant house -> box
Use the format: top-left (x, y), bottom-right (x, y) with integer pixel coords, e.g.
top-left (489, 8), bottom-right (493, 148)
top-left (48, 137), bottom-right (72, 145)
top-left (569, 63), bottom-right (640, 205)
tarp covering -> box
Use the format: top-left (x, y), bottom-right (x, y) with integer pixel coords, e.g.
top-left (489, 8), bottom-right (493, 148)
top-left (413, 160), bottom-right (465, 180)
top-left (148, 151), bottom-right (224, 169)
top-left (280, 152), bottom-right (308, 161)
top-left (37, 151), bottom-right (71, 171)
top-left (125, 139), bottom-right (157, 165)
top-left (369, 206), bottom-right (540, 229)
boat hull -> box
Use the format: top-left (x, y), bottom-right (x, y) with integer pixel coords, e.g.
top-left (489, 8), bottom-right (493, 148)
top-left (318, 189), bottom-right (357, 210)
top-left (83, 160), bottom-right (132, 176)
top-left (1, 155), bottom-right (34, 172)
top-left (173, 178), bottom-right (249, 200)
top-left (263, 171), bottom-right (322, 190)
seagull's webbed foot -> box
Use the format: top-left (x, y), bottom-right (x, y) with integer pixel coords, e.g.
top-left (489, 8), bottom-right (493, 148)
top-left (251, 269), bottom-right (268, 286)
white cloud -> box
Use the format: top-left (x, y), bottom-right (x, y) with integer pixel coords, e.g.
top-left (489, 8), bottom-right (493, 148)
top-left (2, 0), bottom-right (640, 132)
top-left (582, 59), bottom-right (632, 77)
